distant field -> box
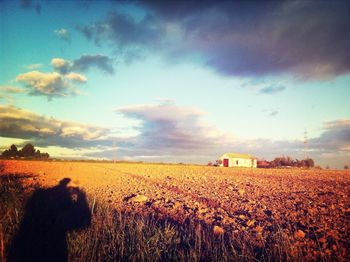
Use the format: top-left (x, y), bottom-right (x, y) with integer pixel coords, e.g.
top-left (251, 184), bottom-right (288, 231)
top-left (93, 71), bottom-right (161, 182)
top-left (1, 160), bottom-right (349, 261)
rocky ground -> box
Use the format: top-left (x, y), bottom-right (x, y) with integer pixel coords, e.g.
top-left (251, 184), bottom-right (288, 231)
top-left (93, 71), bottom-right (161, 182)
top-left (1, 160), bottom-right (350, 260)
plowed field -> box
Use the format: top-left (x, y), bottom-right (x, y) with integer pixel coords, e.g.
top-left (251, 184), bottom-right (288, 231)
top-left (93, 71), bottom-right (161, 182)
top-left (1, 160), bottom-right (350, 260)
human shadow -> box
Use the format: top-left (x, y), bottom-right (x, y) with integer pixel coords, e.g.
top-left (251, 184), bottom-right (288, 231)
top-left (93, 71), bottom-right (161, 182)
top-left (8, 178), bottom-right (91, 262)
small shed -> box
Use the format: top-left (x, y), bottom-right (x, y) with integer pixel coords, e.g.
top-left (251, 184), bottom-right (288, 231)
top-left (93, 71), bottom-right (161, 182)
top-left (220, 153), bottom-right (257, 168)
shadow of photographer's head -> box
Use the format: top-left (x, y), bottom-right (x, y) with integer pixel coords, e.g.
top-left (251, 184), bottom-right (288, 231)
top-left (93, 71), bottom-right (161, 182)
top-left (59, 177), bottom-right (71, 187)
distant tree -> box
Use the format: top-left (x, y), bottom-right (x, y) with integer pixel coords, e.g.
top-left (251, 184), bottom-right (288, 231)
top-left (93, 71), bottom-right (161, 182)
top-left (215, 159), bottom-right (222, 166)
top-left (344, 165), bottom-right (349, 170)
top-left (35, 149), bottom-right (41, 159)
top-left (1, 149), bottom-right (11, 158)
top-left (41, 152), bottom-right (50, 159)
top-left (1, 144), bottom-right (49, 160)
top-left (21, 144), bottom-right (36, 157)
top-left (9, 144), bottom-right (18, 157)
top-left (326, 165), bottom-right (330, 170)
top-left (302, 158), bottom-right (314, 168)
top-left (270, 156), bottom-right (315, 168)
top-left (307, 158), bottom-right (314, 168)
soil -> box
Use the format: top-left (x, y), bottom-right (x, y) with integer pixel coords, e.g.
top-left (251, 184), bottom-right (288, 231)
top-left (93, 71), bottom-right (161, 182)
top-left (1, 160), bottom-right (350, 260)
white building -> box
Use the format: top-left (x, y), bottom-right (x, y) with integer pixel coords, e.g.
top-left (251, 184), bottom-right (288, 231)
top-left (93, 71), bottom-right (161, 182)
top-left (220, 153), bottom-right (257, 168)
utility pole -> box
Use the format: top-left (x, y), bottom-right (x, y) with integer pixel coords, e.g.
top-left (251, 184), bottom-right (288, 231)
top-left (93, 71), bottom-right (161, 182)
top-left (303, 129), bottom-right (308, 160)
top-left (112, 139), bottom-right (116, 163)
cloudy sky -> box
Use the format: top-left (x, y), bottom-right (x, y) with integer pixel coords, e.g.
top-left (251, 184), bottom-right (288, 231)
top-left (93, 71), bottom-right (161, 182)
top-left (1, 0), bottom-right (349, 168)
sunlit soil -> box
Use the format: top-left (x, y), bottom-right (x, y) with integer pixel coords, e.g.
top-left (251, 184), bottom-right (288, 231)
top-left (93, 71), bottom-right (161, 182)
top-left (1, 160), bottom-right (350, 261)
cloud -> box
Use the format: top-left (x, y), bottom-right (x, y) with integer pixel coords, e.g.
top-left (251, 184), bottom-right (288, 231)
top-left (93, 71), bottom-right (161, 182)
top-left (65, 72), bottom-right (87, 83)
top-left (109, 101), bottom-right (260, 163)
top-left (0, 85), bottom-right (26, 94)
top-left (310, 120), bottom-right (350, 152)
top-left (259, 85), bottom-right (286, 94)
top-left (116, 102), bottom-right (223, 151)
top-left (16, 54), bottom-right (113, 99)
top-left (27, 64), bottom-right (43, 70)
top-left (51, 58), bottom-right (72, 74)
top-left (73, 55), bottom-right (115, 74)
top-left (54, 28), bottom-right (70, 42)
top-left (269, 111), bottom-right (279, 117)
top-left (51, 55), bottom-right (114, 74)
top-left (0, 105), bottom-right (111, 149)
top-left (1, 104), bottom-right (348, 167)
top-left (20, 0), bottom-right (41, 14)
top-left (78, 1), bottom-right (350, 79)
top-left (16, 71), bottom-right (81, 99)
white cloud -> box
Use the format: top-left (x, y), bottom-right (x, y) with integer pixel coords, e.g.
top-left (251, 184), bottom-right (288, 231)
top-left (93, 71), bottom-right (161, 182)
top-left (27, 63), bottom-right (43, 70)
top-left (16, 70), bottom-right (87, 99)
top-left (54, 28), bottom-right (70, 42)
top-left (65, 72), bottom-right (87, 83)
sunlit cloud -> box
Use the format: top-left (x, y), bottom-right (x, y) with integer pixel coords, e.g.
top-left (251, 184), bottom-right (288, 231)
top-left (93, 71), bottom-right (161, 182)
top-left (0, 85), bottom-right (26, 94)
top-left (16, 71), bottom-right (81, 99)
top-left (0, 105), bottom-right (112, 149)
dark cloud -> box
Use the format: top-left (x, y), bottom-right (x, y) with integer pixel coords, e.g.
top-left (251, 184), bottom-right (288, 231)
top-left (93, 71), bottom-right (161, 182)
top-left (52, 55), bottom-right (115, 75)
top-left (0, 105), bottom-right (112, 149)
top-left (310, 120), bottom-right (350, 152)
top-left (259, 85), bottom-right (286, 94)
top-left (20, 0), bottom-right (41, 14)
top-left (78, 0), bottom-right (350, 79)
top-left (73, 55), bottom-right (115, 74)
top-left (77, 11), bottom-right (164, 63)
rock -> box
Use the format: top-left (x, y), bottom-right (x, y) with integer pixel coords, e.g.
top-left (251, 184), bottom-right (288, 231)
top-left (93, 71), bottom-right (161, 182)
top-left (128, 194), bottom-right (148, 203)
top-left (213, 225), bottom-right (225, 236)
top-left (294, 230), bottom-right (306, 240)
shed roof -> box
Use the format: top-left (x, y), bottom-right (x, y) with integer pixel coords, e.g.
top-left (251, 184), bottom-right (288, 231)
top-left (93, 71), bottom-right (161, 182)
top-left (221, 153), bottom-right (256, 159)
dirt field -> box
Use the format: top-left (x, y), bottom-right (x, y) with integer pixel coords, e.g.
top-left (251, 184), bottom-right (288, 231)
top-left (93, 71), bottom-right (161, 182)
top-left (1, 160), bottom-right (350, 260)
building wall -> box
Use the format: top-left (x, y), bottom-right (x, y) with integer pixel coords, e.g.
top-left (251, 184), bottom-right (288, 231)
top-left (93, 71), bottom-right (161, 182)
top-left (221, 157), bottom-right (257, 168)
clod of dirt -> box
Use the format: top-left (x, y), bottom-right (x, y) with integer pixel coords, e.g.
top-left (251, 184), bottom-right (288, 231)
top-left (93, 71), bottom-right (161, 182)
top-left (238, 189), bottom-right (245, 196)
top-left (294, 230), bottom-right (306, 240)
top-left (247, 220), bottom-right (255, 227)
top-left (126, 194), bottom-right (148, 203)
top-left (254, 226), bottom-right (264, 234)
top-left (213, 225), bottom-right (225, 236)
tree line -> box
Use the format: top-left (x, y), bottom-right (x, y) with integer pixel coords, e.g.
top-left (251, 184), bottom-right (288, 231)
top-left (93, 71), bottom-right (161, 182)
top-left (258, 156), bottom-right (314, 168)
top-left (1, 144), bottom-right (49, 159)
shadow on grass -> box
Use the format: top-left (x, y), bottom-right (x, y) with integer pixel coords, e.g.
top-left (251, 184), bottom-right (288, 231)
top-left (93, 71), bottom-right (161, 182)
top-left (8, 178), bottom-right (91, 262)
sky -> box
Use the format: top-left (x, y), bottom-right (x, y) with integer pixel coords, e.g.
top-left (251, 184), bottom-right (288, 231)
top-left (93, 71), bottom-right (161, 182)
top-left (0, 0), bottom-right (349, 168)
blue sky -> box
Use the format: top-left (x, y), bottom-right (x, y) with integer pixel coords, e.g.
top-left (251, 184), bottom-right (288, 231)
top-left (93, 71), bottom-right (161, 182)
top-left (1, 0), bottom-right (349, 168)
